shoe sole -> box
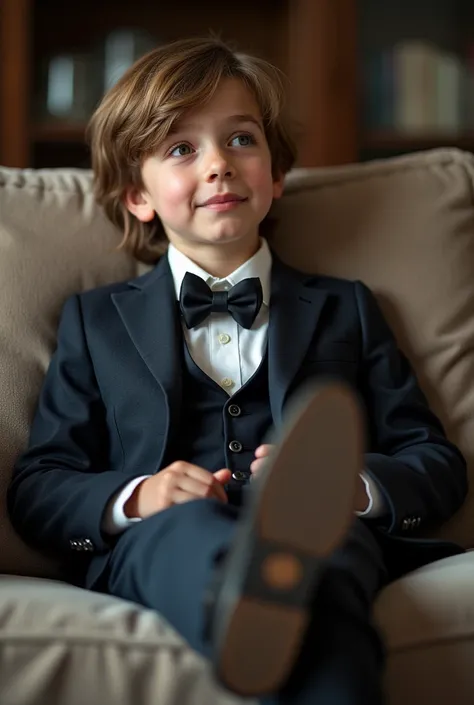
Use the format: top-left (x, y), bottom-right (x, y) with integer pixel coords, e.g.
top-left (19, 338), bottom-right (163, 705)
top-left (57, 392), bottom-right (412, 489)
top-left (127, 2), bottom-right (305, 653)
top-left (212, 381), bottom-right (364, 696)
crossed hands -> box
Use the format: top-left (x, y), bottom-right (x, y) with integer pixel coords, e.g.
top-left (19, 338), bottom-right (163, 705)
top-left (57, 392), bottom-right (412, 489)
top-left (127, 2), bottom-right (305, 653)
top-left (124, 445), bottom-right (274, 519)
top-left (124, 444), bottom-right (369, 519)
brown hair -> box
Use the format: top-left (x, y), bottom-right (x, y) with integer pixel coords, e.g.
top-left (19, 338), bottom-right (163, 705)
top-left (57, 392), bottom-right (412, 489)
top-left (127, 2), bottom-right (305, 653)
top-left (87, 36), bottom-right (297, 264)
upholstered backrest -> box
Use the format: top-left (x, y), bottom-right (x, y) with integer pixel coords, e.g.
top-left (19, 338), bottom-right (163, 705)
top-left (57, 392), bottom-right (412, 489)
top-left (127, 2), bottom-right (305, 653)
top-left (1, 148), bottom-right (473, 577)
top-left (273, 149), bottom-right (474, 548)
top-left (0, 170), bottom-right (141, 576)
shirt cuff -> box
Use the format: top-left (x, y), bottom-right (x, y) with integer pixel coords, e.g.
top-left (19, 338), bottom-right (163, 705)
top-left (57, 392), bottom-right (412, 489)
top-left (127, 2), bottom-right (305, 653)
top-left (355, 472), bottom-right (387, 518)
top-left (102, 475), bottom-right (151, 535)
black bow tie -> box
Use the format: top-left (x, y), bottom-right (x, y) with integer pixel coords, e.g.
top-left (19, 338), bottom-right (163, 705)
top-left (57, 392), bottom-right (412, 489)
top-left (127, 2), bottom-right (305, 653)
top-left (179, 272), bottom-right (263, 330)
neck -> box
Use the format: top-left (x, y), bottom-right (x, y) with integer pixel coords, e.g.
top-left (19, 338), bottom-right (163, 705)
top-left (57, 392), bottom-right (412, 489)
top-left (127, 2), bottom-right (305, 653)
top-left (172, 239), bottom-right (261, 278)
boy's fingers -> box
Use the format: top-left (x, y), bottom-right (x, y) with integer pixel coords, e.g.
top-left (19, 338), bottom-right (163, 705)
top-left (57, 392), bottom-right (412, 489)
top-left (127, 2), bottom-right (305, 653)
top-left (179, 462), bottom-right (228, 492)
top-left (168, 463), bottom-right (230, 503)
top-left (210, 485), bottom-right (228, 503)
top-left (172, 489), bottom-right (203, 505)
top-left (250, 458), bottom-right (266, 474)
top-left (211, 478), bottom-right (230, 503)
top-left (177, 462), bottom-right (217, 483)
top-left (254, 444), bottom-right (275, 458)
top-left (214, 468), bottom-right (232, 484)
top-left (177, 475), bottom-right (215, 498)
top-left (213, 469), bottom-right (232, 502)
top-left (177, 475), bottom-right (228, 503)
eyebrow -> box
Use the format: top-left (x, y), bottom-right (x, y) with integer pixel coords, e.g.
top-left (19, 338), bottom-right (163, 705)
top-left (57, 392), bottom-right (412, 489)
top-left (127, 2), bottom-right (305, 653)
top-left (168, 113), bottom-right (263, 136)
top-left (225, 114), bottom-right (263, 129)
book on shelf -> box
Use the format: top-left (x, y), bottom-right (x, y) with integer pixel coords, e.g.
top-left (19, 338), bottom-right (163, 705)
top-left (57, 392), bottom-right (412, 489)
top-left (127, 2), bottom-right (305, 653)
top-left (363, 40), bottom-right (471, 136)
top-left (394, 41), bottom-right (438, 134)
top-left (462, 46), bottom-right (474, 134)
top-left (363, 50), bottom-right (395, 130)
top-left (435, 52), bottom-right (463, 133)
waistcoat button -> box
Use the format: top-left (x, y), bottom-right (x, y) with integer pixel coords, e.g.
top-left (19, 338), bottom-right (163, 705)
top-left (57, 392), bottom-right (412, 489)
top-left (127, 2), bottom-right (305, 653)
top-left (229, 440), bottom-right (243, 453)
top-left (228, 404), bottom-right (241, 417)
top-left (232, 471), bottom-right (248, 482)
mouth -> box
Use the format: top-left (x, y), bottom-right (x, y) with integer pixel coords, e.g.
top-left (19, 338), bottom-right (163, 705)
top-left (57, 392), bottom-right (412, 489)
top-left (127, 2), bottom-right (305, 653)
top-left (200, 200), bottom-right (247, 213)
top-left (198, 193), bottom-right (248, 209)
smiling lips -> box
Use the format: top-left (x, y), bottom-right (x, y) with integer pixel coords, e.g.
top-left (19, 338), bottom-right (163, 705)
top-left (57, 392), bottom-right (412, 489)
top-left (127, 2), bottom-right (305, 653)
top-left (199, 193), bottom-right (248, 211)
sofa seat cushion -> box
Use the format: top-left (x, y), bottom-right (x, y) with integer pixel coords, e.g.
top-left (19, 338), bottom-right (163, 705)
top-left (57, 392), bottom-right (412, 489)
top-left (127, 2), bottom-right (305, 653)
top-left (0, 575), bottom-right (250, 705)
top-left (2, 553), bottom-right (474, 705)
top-left (374, 552), bottom-right (474, 704)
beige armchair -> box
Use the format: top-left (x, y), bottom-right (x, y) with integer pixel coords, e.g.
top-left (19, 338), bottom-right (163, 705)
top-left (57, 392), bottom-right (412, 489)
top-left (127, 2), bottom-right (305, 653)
top-left (1, 148), bottom-right (474, 705)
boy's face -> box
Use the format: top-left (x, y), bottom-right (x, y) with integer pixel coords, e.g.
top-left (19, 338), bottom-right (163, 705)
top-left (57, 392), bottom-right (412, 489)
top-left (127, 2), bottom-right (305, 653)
top-left (125, 78), bottom-right (284, 262)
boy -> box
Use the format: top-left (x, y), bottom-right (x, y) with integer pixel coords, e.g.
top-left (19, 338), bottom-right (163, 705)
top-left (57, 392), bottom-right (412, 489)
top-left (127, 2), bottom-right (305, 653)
top-left (7, 37), bottom-right (467, 705)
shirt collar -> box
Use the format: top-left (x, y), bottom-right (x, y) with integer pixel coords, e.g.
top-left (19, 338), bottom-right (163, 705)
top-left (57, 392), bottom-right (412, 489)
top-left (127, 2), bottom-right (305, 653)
top-left (167, 238), bottom-right (272, 306)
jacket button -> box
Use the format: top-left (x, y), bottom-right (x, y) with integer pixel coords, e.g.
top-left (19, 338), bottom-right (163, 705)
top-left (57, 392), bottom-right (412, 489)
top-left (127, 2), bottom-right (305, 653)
top-left (229, 440), bottom-right (243, 453)
top-left (232, 471), bottom-right (248, 482)
top-left (228, 404), bottom-right (241, 417)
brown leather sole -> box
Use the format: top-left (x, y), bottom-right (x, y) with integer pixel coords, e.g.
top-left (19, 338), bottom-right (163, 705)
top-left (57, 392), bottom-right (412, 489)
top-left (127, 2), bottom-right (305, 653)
top-left (212, 381), bottom-right (364, 696)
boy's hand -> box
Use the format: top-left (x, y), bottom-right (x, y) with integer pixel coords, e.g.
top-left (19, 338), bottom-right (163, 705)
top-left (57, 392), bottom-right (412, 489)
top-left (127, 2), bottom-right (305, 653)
top-left (251, 445), bottom-right (371, 513)
top-left (250, 444), bottom-right (275, 477)
top-left (124, 462), bottom-right (232, 519)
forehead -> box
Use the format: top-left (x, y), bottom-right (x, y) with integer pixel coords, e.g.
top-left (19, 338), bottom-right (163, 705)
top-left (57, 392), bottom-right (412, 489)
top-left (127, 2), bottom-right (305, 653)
top-left (172, 78), bottom-right (263, 131)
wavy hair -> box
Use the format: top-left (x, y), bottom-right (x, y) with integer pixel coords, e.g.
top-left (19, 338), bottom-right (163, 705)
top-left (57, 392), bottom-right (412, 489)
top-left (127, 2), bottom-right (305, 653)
top-left (87, 37), bottom-right (297, 263)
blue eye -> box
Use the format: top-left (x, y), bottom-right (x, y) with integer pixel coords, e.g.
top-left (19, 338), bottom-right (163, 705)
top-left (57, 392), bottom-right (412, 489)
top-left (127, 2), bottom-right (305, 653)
top-left (231, 134), bottom-right (255, 147)
top-left (170, 143), bottom-right (193, 157)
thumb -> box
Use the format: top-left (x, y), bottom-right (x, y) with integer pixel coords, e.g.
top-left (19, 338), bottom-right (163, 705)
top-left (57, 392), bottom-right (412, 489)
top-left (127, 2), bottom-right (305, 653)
top-left (213, 468), bottom-right (232, 484)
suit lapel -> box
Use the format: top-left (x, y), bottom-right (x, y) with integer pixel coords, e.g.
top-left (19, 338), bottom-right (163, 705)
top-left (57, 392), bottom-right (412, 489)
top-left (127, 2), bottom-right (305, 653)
top-left (112, 256), bottom-right (182, 461)
top-left (268, 256), bottom-right (328, 429)
top-left (111, 251), bottom-right (328, 451)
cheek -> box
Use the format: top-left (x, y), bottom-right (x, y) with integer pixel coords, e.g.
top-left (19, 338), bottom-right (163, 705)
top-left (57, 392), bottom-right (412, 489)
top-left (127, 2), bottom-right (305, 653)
top-left (156, 174), bottom-right (191, 213)
top-left (245, 158), bottom-right (275, 202)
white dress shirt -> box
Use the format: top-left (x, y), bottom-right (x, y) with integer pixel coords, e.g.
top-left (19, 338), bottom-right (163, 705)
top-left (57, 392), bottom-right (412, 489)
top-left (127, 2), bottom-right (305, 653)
top-left (103, 239), bottom-right (386, 534)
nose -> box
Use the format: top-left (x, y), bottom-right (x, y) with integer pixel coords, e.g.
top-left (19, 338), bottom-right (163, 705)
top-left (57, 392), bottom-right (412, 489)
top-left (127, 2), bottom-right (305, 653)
top-left (204, 146), bottom-right (235, 182)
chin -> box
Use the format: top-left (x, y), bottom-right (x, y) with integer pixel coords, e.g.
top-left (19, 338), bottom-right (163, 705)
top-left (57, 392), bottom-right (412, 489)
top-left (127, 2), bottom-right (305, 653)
top-left (213, 221), bottom-right (260, 239)
top-left (213, 233), bottom-right (257, 249)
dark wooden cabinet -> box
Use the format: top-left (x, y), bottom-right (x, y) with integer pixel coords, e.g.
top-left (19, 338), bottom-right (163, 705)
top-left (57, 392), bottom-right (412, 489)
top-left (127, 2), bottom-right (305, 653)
top-left (2, 0), bottom-right (474, 169)
top-left (0, 0), bottom-right (359, 168)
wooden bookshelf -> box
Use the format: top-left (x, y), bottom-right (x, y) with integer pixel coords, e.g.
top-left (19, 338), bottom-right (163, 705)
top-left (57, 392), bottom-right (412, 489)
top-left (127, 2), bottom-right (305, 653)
top-left (0, 0), bottom-right (30, 168)
top-left (2, 0), bottom-right (474, 168)
top-left (358, 0), bottom-right (474, 159)
top-left (0, 0), bottom-right (358, 169)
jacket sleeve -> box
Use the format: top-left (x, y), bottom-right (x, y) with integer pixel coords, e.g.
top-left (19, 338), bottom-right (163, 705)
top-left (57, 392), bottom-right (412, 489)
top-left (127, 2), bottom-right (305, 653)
top-left (7, 294), bottom-right (138, 556)
top-left (354, 281), bottom-right (468, 535)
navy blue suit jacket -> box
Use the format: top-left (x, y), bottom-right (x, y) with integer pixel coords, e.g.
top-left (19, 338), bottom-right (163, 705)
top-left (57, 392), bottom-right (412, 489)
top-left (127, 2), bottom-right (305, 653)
top-left (7, 254), bottom-right (468, 589)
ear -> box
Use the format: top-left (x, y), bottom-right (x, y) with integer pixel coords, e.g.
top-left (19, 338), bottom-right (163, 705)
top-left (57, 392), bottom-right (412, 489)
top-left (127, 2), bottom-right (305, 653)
top-left (272, 173), bottom-right (285, 200)
top-left (123, 186), bottom-right (156, 222)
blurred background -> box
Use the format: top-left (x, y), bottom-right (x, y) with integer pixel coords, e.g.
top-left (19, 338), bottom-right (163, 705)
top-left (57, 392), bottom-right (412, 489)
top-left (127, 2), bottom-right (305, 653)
top-left (1, 0), bottom-right (474, 170)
